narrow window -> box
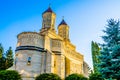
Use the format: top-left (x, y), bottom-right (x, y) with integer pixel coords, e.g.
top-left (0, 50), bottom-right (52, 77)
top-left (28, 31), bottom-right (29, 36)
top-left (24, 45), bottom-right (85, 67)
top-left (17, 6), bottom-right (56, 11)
top-left (27, 57), bottom-right (31, 65)
top-left (15, 57), bottom-right (17, 65)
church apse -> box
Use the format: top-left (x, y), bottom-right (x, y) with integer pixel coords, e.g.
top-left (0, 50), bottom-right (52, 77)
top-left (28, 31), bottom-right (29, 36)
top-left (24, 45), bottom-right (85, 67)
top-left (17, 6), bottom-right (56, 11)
top-left (15, 32), bottom-right (45, 80)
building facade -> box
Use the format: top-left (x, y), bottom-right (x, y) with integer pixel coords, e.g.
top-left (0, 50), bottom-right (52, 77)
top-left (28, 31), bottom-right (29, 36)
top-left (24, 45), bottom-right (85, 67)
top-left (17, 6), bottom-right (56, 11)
top-left (15, 7), bottom-right (84, 80)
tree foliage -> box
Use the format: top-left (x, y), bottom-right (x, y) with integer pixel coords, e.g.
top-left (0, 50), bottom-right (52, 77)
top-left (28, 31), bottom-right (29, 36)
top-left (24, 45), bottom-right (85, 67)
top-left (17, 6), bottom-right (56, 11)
top-left (91, 41), bottom-right (100, 73)
top-left (89, 73), bottom-right (103, 80)
top-left (35, 73), bottom-right (61, 80)
top-left (98, 19), bottom-right (120, 79)
top-left (65, 73), bottom-right (88, 80)
top-left (0, 70), bottom-right (22, 80)
top-left (5, 47), bottom-right (14, 69)
top-left (0, 44), bottom-right (14, 70)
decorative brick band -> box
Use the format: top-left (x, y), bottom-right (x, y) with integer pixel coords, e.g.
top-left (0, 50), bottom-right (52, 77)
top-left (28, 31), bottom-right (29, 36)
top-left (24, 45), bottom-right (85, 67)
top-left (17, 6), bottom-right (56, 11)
top-left (15, 46), bottom-right (47, 52)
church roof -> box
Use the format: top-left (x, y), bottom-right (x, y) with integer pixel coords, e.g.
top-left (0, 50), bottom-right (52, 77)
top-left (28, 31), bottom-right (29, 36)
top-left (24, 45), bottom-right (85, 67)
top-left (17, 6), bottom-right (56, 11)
top-left (58, 19), bottom-right (67, 26)
top-left (43, 6), bottom-right (54, 14)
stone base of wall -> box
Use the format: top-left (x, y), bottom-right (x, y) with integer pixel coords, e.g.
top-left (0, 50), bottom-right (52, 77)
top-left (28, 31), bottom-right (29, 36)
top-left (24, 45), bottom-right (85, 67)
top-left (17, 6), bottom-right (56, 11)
top-left (22, 77), bottom-right (35, 80)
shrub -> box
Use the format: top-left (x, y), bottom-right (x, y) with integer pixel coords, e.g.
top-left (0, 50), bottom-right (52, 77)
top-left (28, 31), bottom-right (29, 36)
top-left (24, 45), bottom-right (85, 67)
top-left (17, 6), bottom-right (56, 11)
top-left (35, 73), bottom-right (61, 80)
top-left (0, 70), bottom-right (22, 80)
top-left (89, 73), bottom-right (103, 80)
top-left (65, 73), bottom-right (88, 80)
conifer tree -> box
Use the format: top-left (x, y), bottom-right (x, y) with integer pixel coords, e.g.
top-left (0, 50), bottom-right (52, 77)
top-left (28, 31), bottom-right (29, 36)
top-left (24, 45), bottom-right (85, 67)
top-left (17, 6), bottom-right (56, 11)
top-left (0, 44), bottom-right (3, 58)
top-left (6, 47), bottom-right (14, 69)
top-left (0, 44), bottom-right (14, 70)
top-left (99, 19), bottom-right (120, 80)
top-left (0, 44), bottom-right (6, 70)
top-left (91, 41), bottom-right (100, 73)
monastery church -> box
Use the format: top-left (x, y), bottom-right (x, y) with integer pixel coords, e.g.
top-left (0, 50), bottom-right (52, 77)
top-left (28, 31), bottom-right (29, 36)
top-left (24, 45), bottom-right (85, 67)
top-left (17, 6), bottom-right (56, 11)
top-left (12, 6), bottom-right (89, 80)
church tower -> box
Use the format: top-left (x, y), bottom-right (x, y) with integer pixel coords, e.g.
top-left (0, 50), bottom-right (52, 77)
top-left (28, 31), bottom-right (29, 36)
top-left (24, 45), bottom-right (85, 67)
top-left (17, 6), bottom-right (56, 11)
top-left (58, 19), bottom-right (70, 41)
top-left (41, 6), bottom-right (56, 32)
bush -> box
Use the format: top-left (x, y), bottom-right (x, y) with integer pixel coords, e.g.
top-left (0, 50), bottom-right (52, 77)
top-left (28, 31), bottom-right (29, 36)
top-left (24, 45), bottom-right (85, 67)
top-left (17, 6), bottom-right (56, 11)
top-left (89, 73), bottom-right (103, 80)
top-left (0, 70), bottom-right (22, 80)
top-left (35, 73), bottom-right (61, 80)
top-left (65, 73), bottom-right (88, 80)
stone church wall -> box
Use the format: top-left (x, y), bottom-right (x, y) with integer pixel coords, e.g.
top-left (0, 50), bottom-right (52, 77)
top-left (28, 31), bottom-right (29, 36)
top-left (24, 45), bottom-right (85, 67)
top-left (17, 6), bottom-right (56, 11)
top-left (15, 32), bottom-right (44, 80)
top-left (53, 54), bottom-right (65, 79)
top-left (51, 39), bottom-right (61, 53)
top-left (17, 32), bottom-right (43, 48)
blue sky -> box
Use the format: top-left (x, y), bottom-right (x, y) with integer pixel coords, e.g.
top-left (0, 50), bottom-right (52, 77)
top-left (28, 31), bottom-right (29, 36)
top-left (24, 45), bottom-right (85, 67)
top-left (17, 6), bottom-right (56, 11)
top-left (1, 0), bottom-right (120, 68)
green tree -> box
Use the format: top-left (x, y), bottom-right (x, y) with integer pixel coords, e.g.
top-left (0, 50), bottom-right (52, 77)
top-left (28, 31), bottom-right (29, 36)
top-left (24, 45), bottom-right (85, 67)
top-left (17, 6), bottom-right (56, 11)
top-left (5, 47), bottom-right (14, 69)
top-left (0, 70), bottom-right (22, 80)
top-left (65, 73), bottom-right (88, 80)
top-left (91, 41), bottom-right (100, 73)
top-left (35, 73), bottom-right (61, 80)
top-left (0, 44), bottom-right (6, 70)
top-left (89, 73), bottom-right (103, 80)
top-left (0, 44), bottom-right (14, 70)
top-left (0, 44), bottom-right (3, 58)
top-left (98, 19), bottom-right (120, 80)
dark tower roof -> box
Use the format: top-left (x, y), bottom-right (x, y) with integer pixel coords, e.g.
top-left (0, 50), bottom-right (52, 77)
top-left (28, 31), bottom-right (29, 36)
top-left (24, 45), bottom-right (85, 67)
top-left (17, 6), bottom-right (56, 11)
top-left (58, 19), bottom-right (67, 26)
top-left (43, 6), bottom-right (54, 14)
